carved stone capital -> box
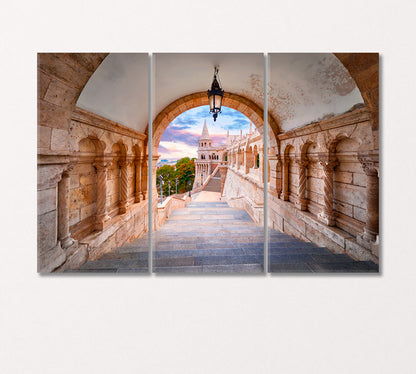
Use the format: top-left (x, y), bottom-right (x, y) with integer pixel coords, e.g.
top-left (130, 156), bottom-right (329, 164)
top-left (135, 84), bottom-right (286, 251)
top-left (295, 157), bottom-right (309, 168)
top-left (134, 157), bottom-right (143, 165)
top-left (318, 158), bottom-right (339, 171)
top-left (93, 157), bottom-right (111, 171)
top-left (118, 157), bottom-right (128, 168)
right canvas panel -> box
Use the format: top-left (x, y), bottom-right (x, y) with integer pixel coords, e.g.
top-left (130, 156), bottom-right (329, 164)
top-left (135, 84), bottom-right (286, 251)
top-left (267, 53), bottom-right (379, 273)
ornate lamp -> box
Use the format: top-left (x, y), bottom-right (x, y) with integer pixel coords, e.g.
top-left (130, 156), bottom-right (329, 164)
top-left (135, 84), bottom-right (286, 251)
top-left (207, 66), bottom-right (224, 122)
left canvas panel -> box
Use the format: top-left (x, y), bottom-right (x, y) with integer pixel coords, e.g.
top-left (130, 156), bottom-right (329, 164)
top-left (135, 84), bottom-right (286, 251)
top-left (37, 53), bottom-right (150, 273)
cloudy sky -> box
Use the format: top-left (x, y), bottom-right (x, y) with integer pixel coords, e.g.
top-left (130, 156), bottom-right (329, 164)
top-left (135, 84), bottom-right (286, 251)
top-left (158, 105), bottom-right (251, 164)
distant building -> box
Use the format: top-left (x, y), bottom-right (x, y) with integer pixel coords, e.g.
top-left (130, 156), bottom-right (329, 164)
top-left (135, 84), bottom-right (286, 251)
top-left (193, 120), bottom-right (259, 189)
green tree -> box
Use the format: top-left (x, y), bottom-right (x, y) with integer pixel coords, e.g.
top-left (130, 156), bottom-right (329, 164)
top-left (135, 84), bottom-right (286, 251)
top-left (156, 158), bottom-right (195, 196)
top-left (175, 157), bottom-right (195, 193)
top-left (156, 164), bottom-right (175, 196)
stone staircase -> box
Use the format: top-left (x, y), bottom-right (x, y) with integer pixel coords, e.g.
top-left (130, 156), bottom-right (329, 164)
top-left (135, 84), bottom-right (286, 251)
top-left (69, 201), bottom-right (378, 273)
top-left (203, 169), bottom-right (221, 192)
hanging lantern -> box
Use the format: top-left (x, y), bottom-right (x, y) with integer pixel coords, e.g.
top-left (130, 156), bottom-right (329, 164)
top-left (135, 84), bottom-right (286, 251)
top-left (207, 66), bottom-right (224, 122)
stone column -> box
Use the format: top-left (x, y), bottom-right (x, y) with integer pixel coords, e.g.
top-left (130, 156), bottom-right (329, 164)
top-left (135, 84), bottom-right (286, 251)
top-left (135, 157), bottom-right (143, 203)
top-left (93, 158), bottom-right (111, 230)
top-left (118, 157), bottom-right (129, 214)
top-left (280, 157), bottom-right (290, 201)
top-left (244, 150), bottom-right (250, 174)
top-left (358, 153), bottom-right (379, 245)
top-left (259, 148), bottom-right (264, 183)
top-left (141, 157), bottom-right (148, 200)
top-left (253, 150), bottom-right (258, 169)
top-left (317, 157), bottom-right (339, 226)
top-left (268, 155), bottom-right (281, 195)
top-left (58, 162), bottom-right (77, 250)
top-left (275, 157), bottom-right (283, 196)
top-left (236, 151), bottom-right (240, 170)
top-left (295, 157), bottom-right (309, 211)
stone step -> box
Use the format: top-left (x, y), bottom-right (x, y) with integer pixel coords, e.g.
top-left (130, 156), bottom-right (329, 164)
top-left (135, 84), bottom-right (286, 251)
top-left (69, 198), bottom-right (379, 274)
top-left (154, 263), bottom-right (263, 274)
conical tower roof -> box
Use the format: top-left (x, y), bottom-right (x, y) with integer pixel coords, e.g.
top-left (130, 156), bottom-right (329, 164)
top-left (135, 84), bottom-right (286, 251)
top-left (199, 120), bottom-right (211, 140)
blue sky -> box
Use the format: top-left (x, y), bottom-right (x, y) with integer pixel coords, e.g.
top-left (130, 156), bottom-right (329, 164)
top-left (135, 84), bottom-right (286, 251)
top-left (158, 105), bottom-right (251, 163)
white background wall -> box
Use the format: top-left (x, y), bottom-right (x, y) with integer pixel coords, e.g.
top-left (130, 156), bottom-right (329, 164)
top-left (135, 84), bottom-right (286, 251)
top-left (1, 0), bottom-right (415, 373)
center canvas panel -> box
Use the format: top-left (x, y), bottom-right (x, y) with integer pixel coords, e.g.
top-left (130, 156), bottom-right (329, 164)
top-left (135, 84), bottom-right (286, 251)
top-left (152, 53), bottom-right (265, 274)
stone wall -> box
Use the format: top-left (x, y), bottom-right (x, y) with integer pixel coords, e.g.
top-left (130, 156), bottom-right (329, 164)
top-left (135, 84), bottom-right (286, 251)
top-left (38, 104), bottom-right (150, 272)
top-left (222, 167), bottom-right (264, 225)
top-left (267, 107), bottom-right (379, 262)
top-left (157, 195), bottom-right (191, 228)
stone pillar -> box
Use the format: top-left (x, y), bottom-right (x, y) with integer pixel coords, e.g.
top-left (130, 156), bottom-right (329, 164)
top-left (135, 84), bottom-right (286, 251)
top-left (295, 157), bottom-right (309, 211)
top-left (253, 150), bottom-right (258, 169)
top-left (259, 148), bottom-right (264, 183)
top-left (268, 155), bottom-right (280, 195)
top-left (358, 153), bottom-right (379, 248)
top-left (58, 163), bottom-right (77, 250)
top-left (118, 157), bottom-right (129, 214)
top-left (93, 158), bottom-right (111, 230)
top-left (141, 157), bottom-right (148, 200)
top-left (244, 150), bottom-right (250, 174)
top-left (317, 157), bottom-right (339, 226)
top-left (280, 157), bottom-right (290, 201)
top-left (236, 151), bottom-right (240, 170)
top-left (135, 157), bottom-right (143, 203)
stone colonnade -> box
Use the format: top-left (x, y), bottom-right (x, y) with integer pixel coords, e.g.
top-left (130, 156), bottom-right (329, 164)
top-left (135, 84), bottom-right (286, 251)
top-left (38, 106), bottom-right (149, 272)
top-left (268, 107), bottom-right (379, 261)
top-left (194, 162), bottom-right (212, 187)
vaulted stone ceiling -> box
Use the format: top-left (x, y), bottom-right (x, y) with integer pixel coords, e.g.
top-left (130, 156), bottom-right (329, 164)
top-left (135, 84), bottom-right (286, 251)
top-left (77, 53), bottom-right (363, 133)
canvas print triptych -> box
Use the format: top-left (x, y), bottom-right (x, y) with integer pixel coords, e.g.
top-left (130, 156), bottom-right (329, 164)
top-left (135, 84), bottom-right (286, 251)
top-left (37, 52), bottom-right (379, 274)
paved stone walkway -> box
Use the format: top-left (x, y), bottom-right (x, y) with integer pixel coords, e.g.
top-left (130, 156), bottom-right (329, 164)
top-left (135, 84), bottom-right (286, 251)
top-left (69, 200), bottom-right (378, 274)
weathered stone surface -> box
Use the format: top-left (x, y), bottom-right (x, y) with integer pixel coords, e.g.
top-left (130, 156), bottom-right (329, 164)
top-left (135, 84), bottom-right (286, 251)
top-left (51, 128), bottom-right (70, 151)
top-left (353, 172), bottom-right (366, 187)
top-left (38, 53), bottom-right (92, 89)
top-left (38, 101), bottom-right (71, 130)
top-left (38, 70), bottom-right (51, 99)
top-left (305, 225), bottom-right (345, 254)
top-left (37, 164), bottom-right (65, 190)
top-left (38, 125), bottom-right (51, 149)
top-left (38, 210), bottom-right (57, 252)
top-left (334, 182), bottom-right (366, 208)
top-left (44, 79), bottom-right (78, 109)
top-left (38, 187), bottom-right (56, 215)
top-left (80, 203), bottom-right (96, 221)
top-left (69, 209), bottom-right (79, 226)
top-left (334, 171), bottom-right (353, 184)
top-left (345, 238), bottom-right (378, 263)
top-left (353, 206), bottom-right (366, 223)
top-left (80, 174), bottom-right (96, 186)
top-left (334, 200), bottom-right (353, 217)
top-left (38, 243), bottom-right (66, 273)
top-left (337, 161), bottom-right (363, 173)
top-left (58, 244), bottom-right (89, 271)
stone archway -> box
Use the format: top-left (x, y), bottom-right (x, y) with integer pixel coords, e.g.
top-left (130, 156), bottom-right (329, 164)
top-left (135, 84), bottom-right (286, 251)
top-left (152, 91), bottom-right (280, 153)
